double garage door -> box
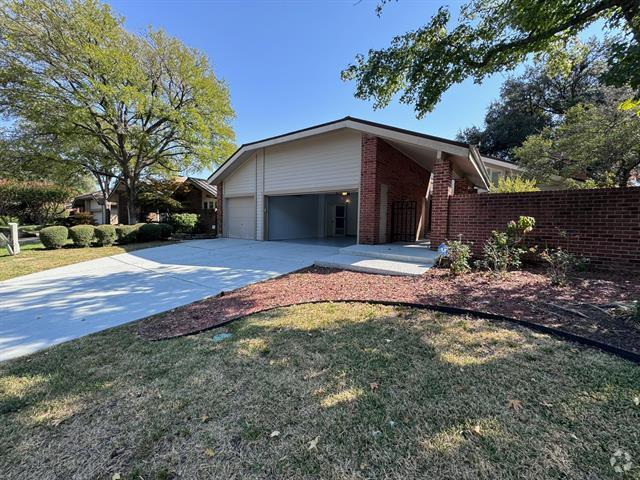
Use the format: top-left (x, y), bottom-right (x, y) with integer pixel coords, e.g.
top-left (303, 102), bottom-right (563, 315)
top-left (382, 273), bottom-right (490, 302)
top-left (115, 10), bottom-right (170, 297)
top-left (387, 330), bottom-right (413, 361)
top-left (225, 196), bottom-right (255, 239)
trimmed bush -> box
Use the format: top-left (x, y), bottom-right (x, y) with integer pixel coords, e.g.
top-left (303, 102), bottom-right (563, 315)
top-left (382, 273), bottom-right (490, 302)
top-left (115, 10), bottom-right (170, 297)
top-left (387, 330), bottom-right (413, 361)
top-left (69, 225), bottom-right (95, 247)
top-left (115, 225), bottom-right (139, 244)
top-left (95, 225), bottom-right (117, 246)
top-left (39, 225), bottom-right (68, 249)
top-left (158, 223), bottom-right (173, 240)
top-left (168, 213), bottom-right (199, 234)
top-left (137, 223), bottom-right (163, 242)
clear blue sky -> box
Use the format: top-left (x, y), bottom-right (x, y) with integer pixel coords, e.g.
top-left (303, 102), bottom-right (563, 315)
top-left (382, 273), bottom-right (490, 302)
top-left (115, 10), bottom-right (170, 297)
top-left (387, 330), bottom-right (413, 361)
top-left (106, 0), bottom-right (600, 177)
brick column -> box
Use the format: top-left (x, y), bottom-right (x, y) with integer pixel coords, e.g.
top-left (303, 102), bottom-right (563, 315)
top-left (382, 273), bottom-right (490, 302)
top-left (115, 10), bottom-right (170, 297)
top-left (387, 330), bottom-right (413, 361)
top-left (215, 182), bottom-right (223, 237)
top-left (358, 135), bottom-right (379, 244)
top-left (454, 177), bottom-right (476, 195)
top-left (430, 152), bottom-right (452, 248)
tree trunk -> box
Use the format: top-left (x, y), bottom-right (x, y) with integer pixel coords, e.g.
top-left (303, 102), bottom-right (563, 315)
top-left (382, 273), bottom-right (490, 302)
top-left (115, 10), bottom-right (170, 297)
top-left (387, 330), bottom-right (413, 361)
top-left (126, 178), bottom-right (138, 225)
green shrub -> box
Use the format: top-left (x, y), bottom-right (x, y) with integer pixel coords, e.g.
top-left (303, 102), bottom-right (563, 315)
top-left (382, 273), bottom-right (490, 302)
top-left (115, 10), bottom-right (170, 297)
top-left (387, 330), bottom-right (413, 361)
top-left (39, 226), bottom-right (68, 249)
top-left (0, 215), bottom-right (19, 226)
top-left (444, 239), bottom-right (472, 276)
top-left (95, 225), bottom-right (117, 246)
top-left (158, 223), bottom-right (173, 240)
top-left (137, 223), bottom-right (164, 242)
top-left (115, 225), bottom-right (139, 244)
top-left (476, 216), bottom-right (536, 274)
top-left (168, 213), bottom-right (199, 234)
top-left (540, 248), bottom-right (583, 286)
top-left (69, 224), bottom-right (95, 247)
top-left (65, 212), bottom-right (96, 227)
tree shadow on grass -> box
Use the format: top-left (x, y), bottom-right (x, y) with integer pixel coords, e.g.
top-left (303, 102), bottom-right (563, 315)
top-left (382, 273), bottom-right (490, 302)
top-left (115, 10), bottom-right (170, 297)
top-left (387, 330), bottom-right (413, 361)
top-left (1, 303), bottom-right (637, 479)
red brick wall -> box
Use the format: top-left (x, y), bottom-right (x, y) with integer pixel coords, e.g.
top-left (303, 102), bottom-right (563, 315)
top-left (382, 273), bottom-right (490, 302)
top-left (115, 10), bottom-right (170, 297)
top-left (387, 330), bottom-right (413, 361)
top-left (448, 187), bottom-right (640, 270)
top-left (430, 154), bottom-right (452, 247)
top-left (359, 135), bottom-right (430, 244)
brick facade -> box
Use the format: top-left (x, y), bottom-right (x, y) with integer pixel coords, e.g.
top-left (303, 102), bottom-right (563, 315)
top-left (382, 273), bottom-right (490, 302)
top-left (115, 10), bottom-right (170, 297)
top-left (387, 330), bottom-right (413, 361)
top-left (429, 153), bottom-right (453, 247)
top-left (448, 187), bottom-right (640, 270)
top-left (358, 135), bottom-right (430, 244)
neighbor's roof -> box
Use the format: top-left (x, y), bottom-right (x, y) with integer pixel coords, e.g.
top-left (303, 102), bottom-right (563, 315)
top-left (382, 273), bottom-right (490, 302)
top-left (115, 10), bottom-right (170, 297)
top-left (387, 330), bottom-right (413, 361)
top-left (207, 116), bottom-right (490, 189)
top-left (186, 177), bottom-right (217, 197)
top-left (72, 191), bottom-right (114, 206)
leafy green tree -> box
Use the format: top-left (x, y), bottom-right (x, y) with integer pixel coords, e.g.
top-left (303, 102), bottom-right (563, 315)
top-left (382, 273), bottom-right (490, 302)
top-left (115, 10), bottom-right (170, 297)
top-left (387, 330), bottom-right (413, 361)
top-left (342, 1), bottom-right (639, 117)
top-left (0, 179), bottom-right (72, 224)
top-left (491, 176), bottom-right (540, 193)
top-left (137, 178), bottom-right (184, 213)
top-left (458, 40), bottom-right (608, 159)
top-left (0, 0), bottom-right (235, 224)
top-left (514, 88), bottom-right (640, 187)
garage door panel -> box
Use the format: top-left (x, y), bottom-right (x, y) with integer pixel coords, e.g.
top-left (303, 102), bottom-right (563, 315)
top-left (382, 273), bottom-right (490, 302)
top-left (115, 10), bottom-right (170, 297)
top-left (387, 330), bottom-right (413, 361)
top-left (226, 196), bottom-right (256, 239)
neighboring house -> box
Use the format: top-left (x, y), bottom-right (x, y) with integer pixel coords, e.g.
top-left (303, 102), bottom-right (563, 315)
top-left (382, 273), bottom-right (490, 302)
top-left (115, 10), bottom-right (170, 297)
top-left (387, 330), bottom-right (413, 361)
top-left (70, 192), bottom-right (118, 225)
top-left (481, 155), bottom-right (568, 190)
top-left (106, 177), bottom-right (217, 225)
top-left (208, 116), bottom-right (490, 246)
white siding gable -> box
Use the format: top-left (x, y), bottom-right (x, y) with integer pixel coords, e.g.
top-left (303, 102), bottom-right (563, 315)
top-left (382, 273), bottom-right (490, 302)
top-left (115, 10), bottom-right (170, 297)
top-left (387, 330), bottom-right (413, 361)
top-left (224, 154), bottom-right (257, 196)
top-left (264, 129), bottom-right (361, 194)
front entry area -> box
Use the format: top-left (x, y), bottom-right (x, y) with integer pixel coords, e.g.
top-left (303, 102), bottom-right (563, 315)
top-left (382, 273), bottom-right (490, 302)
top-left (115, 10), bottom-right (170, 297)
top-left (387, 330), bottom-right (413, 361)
top-left (266, 191), bottom-right (358, 242)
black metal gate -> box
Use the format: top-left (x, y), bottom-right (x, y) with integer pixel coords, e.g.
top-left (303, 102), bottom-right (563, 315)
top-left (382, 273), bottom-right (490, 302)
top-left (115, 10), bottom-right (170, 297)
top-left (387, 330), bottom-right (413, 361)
top-left (391, 200), bottom-right (417, 242)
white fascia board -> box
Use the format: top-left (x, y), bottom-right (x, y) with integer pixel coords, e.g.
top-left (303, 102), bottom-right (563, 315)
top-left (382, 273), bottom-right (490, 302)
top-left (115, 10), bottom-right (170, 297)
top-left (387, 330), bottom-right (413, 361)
top-left (345, 120), bottom-right (469, 157)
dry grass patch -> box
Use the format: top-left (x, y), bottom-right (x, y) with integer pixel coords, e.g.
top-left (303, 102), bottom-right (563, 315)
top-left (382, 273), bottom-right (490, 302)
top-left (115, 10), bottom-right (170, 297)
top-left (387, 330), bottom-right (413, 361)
top-left (0, 303), bottom-right (639, 479)
top-left (0, 240), bottom-right (176, 281)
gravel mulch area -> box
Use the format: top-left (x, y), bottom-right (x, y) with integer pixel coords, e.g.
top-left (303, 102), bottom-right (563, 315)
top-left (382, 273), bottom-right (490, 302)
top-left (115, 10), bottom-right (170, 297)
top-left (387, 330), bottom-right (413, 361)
top-left (138, 267), bottom-right (640, 355)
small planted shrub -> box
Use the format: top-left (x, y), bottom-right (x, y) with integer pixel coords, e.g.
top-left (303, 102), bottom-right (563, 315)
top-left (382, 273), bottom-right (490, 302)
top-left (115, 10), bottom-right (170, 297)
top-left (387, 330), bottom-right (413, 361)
top-left (95, 225), bottom-right (117, 246)
top-left (158, 223), bottom-right (173, 240)
top-left (115, 225), bottom-right (139, 244)
top-left (39, 225), bottom-right (68, 249)
top-left (69, 225), bottom-right (95, 247)
top-left (137, 223), bottom-right (164, 242)
top-left (540, 248), bottom-right (583, 286)
top-left (477, 216), bottom-right (535, 274)
top-left (169, 213), bottom-right (199, 234)
top-left (444, 239), bottom-right (472, 276)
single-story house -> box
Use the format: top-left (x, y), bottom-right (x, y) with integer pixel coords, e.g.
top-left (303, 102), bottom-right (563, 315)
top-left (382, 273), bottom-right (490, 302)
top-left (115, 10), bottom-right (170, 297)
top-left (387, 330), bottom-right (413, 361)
top-left (106, 176), bottom-right (217, 224)
top-left (208, 116), bottom-right (491, 247)
top-left (71, 191), bottom-right (118, 225)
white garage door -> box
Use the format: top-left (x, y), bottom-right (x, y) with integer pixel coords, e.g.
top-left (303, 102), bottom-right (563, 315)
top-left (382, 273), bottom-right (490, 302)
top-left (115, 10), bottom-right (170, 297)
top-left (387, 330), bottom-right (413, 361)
top-left (225, 196), bottom-right (256, 239)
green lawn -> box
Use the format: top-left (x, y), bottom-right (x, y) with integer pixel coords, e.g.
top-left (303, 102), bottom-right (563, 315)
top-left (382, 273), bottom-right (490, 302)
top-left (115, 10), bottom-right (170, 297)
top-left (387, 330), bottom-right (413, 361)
top-left (1, 303), bottom-right (638, 479)
top-left (0, 240), bottom-right (175, 281)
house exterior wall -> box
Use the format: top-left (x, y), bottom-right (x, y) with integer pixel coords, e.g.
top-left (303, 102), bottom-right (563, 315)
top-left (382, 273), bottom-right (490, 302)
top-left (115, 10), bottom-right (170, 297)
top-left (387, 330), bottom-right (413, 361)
top-left (225, 155), bottom-right (257, 197)
top-left (358, 135), bottom-right (430, 244)
top-left (263, 129), bottom-right (361, 194)
top-left (448, 187), bottom-right (640, 271)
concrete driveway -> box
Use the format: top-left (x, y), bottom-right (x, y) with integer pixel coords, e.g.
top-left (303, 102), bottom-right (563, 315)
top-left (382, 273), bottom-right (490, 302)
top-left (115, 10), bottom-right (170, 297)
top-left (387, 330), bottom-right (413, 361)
top-left (0, 239), bottom-right (343, 361)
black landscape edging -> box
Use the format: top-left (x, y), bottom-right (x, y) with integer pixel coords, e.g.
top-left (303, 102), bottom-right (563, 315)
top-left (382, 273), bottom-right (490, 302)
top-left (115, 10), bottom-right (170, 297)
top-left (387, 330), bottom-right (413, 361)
top-left (150, 299), bottom-right (640, 364)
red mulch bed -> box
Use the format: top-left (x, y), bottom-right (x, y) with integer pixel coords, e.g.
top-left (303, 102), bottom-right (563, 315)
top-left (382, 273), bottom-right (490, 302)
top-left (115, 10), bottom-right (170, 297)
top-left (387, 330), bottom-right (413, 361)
top-left (138, 267), bottom-right (640, 356)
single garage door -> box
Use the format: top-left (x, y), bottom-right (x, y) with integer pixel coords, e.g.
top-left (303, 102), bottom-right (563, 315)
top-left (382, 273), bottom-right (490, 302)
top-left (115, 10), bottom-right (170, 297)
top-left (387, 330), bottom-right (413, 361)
top-left (225, 196), bottom-right (256, 239)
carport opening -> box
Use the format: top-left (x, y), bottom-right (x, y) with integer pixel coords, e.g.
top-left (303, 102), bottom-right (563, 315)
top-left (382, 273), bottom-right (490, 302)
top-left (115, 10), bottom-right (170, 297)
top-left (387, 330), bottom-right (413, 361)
top-left (266, 192), bottom-right (358, 245)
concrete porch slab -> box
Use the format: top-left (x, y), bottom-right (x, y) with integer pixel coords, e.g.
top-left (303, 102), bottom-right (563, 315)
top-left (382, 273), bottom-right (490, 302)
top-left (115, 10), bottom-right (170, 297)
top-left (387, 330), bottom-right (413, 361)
top-left (314, 253), bottom-right (431, 276)
top-left (340, 242), bottom-right (439, 264)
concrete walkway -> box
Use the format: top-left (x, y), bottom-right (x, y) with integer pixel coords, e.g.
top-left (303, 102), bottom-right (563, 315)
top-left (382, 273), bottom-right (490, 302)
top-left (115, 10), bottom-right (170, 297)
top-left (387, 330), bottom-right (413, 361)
top-left (0, 239), bottom-right (342, 361)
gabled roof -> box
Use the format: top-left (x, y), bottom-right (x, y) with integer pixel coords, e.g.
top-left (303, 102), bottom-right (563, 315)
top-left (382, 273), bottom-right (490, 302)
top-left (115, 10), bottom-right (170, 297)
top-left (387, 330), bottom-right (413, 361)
top-left (207, 116), bottom-right (490, 189)
top-left (186, 177), bottom-right (217, 197)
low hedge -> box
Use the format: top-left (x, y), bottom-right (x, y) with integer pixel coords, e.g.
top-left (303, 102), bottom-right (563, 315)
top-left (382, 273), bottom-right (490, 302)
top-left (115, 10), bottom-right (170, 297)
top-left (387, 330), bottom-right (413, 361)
top-left (115, 225), bottom-right (139, 244)
top-left (69, 225), bottom-right (95, 247)
top-left (39, 226), bottom-right (68, 249)
top-left (169, 213), bottom-right (199, 234)
top-left (137, 223), bottom-right (171, 242)
top-left (95, 225), bottom-right (117, 246)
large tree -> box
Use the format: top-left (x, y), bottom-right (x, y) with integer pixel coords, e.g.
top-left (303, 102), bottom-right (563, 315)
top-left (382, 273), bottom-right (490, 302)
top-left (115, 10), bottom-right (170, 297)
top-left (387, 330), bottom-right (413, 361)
top-left (457, 40), bottom-right (609, 159)
top-left (0, 0), bottom-right (235, 223)
top-left (514, 87), bottom-right (640, 187)
top-left (342, 0), bottom-right (639, 118)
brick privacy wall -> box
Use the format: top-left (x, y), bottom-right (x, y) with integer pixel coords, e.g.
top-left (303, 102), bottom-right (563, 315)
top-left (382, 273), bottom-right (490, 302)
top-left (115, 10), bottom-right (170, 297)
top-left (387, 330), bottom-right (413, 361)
top-left (430, 154), bottom-right (452, 247)
top-left (359, 135), bottom-right (430, 244)
top-left (448, 187), bottom-right (640, 270)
